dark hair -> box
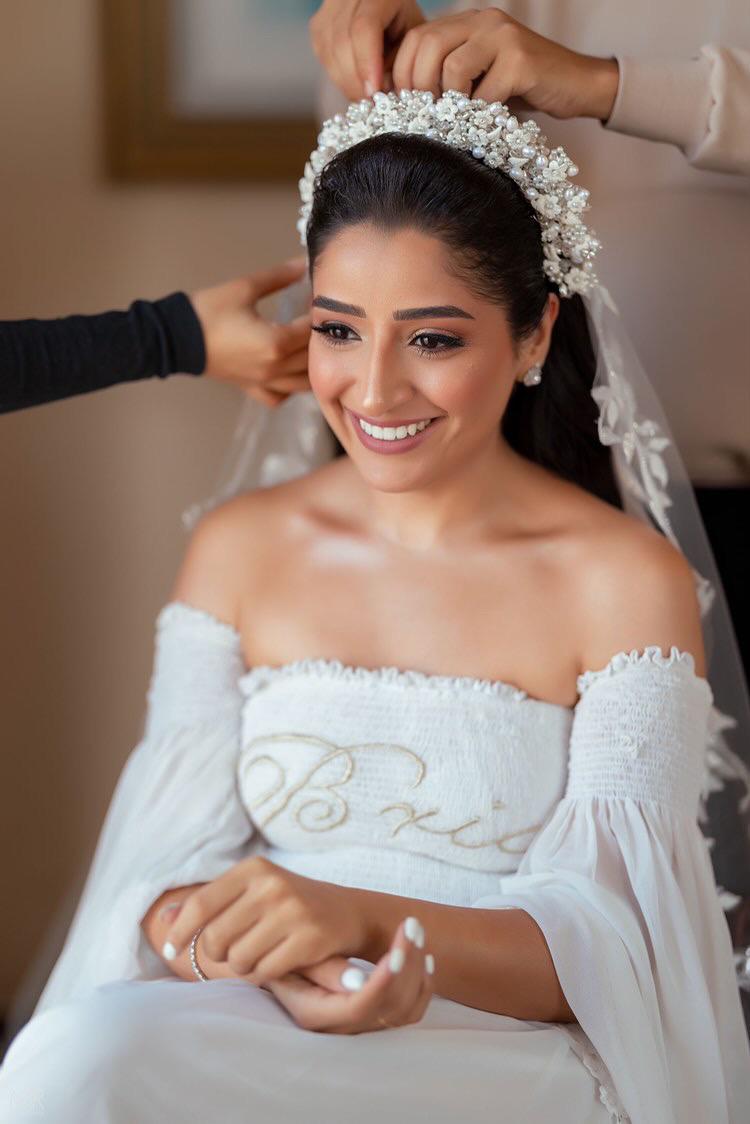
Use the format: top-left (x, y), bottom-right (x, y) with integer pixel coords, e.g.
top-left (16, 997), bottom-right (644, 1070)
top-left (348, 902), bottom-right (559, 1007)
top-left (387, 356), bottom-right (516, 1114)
top-left (306, 132), bottom-right (621, 509)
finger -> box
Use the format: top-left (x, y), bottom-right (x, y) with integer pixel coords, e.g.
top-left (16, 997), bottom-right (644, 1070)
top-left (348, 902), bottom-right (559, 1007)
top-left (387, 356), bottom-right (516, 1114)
top-left (412, 25), bottom-right (470, 97)
top-left (246, 257), bottom-right (308, 304)
top-left (226, 914), bottom-right (289, 978)
top-left (408, 948), bottom-right (436, 1026)
top-left (301, 956), bottom-right (373, 994)
top-left (199, 894), bottom-right (263, 963)
top-left (275, 312), bottom-right (312, 354)
top-left (162, 881), bottom-right (245, 960)
top-left (265, 368), bottom-right (311, 393)
top-left (250, 366), bottom-right (310, 397)
top-left (472, 58), bottom-right (515, 104)
top-left (253, 946), bottom-right (374, 994)
top-left (351, 4), bottom-right (386, 96)
top-left (441, 40), bottom-right (496, 97)
top-left (328, 4), bottom-right (365, 99)
top-left (391, 24), bottom-right (421, 92)
top-left (371, 917), bottom-right (427, 1028)
top-left (246, 387), bottom-right (288, 409)
top-left (267, 971), bottom-right (351, 1029)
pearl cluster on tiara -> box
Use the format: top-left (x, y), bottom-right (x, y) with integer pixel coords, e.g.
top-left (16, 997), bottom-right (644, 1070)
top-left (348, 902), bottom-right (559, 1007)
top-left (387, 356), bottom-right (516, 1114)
top-left (298, 88), bottom-right (600, 298)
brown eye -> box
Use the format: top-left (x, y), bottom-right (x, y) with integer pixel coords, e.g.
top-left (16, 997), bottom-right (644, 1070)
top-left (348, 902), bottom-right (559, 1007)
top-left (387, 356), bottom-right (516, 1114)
top-left (412, 333), bottom-right (463, 355)
top-left (311, 323), bottom-right (358, 345)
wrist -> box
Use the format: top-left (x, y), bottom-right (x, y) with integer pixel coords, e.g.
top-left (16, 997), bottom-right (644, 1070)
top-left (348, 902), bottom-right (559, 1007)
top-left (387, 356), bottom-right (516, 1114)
top-left (187, 288), bottom-right (213, 376)
top-left (352, 886), bottom-right (402, 963)
top-left (585, 56), bottom-right (619, 122)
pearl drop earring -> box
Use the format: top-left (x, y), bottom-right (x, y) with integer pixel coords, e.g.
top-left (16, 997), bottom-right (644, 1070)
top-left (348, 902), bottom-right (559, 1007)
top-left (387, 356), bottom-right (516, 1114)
top-left (522, 364), bottom-right (543, 387)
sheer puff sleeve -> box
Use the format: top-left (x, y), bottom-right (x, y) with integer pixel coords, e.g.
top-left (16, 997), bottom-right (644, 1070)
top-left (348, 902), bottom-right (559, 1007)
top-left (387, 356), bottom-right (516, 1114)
top-left (34, 602), bottom-right (257, 1017)
top-left (471, 648), bottom-right (750, 1124)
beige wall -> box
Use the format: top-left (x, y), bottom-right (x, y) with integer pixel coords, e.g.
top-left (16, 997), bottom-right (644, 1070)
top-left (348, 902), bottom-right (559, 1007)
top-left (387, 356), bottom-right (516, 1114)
top-left (0, 0), bottom-right (300, 1008)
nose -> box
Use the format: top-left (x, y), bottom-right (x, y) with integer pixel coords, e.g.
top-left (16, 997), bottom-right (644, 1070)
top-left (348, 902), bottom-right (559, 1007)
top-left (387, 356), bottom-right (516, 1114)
top-left (360, 334), bottom-right (412, 416)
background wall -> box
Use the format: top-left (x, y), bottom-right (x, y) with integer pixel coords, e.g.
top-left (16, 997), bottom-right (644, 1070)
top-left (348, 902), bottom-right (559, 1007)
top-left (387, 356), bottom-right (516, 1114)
top-left (0, 0), bottom-right (300, 1009)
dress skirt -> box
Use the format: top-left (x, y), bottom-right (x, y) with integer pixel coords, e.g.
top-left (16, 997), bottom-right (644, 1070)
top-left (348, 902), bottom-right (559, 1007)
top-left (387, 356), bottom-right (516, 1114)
top-left (0, 974), bottom-right (615, 1123)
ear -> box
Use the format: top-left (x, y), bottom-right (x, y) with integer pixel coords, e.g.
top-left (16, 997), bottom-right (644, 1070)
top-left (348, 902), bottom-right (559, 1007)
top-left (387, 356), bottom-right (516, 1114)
top-left (516, 294), bottom-right (560, 375)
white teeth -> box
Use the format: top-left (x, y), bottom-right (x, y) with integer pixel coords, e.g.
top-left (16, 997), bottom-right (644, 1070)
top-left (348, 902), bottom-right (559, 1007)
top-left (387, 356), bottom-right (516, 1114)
top-left (359, 417), bottom-right (434, 441)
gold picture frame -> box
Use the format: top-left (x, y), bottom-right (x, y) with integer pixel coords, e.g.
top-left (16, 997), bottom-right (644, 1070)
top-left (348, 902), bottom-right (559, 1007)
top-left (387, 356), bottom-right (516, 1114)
top-left (101, 0), bottom-right (318, 181)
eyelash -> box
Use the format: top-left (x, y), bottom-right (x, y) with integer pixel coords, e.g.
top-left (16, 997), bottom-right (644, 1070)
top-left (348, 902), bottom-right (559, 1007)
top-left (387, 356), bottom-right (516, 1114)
top-left (311, 322), bottom-right (464, 358)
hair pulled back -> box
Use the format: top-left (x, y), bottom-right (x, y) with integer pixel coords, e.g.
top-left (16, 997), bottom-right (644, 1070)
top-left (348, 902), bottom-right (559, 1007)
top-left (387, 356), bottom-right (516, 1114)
top-left (305, 133), bottom-right (620, 508)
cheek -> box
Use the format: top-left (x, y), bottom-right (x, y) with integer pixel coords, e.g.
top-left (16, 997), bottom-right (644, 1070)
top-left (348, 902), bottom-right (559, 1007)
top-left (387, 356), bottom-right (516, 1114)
top-left (430, 355), bottom-right (510, 415)
top-left (307, 343), bottom-right (348, 400)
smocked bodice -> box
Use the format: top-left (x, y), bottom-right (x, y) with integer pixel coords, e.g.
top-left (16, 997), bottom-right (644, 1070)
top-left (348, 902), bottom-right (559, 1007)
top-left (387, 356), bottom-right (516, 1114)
top-left (141, 602), bottom-right (715, 909)
top-left (235, 658), bottom-right (574, 902)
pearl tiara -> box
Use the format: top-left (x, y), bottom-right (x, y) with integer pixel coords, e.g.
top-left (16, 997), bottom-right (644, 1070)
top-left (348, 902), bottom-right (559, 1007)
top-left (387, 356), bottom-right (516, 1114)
top-left (298, 88), bottom-right (600, 298)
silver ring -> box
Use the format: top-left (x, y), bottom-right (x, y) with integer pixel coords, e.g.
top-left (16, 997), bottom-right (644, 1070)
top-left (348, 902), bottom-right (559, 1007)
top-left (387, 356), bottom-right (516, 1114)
top-left (189, 926), bottom-right (209, 982)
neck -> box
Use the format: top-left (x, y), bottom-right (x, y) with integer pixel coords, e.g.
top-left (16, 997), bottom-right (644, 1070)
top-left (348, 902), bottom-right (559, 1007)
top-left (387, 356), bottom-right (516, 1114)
top-left (357, 435), bottom-right (532, 551)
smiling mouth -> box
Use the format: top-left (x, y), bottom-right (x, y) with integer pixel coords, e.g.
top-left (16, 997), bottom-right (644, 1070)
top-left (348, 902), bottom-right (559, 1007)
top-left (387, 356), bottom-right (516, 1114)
top-left (345, 407), bottom-right (445, 452)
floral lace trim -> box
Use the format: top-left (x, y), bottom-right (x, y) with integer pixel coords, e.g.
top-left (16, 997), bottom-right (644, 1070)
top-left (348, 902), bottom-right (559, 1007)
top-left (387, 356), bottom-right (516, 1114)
top-left (239, 656), bottom-right (532, 704)
top-left (563, 1028), bottom-right (630, 1123)
top-left (159, 603), bottom-right (710, 713)
top-left (576, 645), bottom-right (709, 696)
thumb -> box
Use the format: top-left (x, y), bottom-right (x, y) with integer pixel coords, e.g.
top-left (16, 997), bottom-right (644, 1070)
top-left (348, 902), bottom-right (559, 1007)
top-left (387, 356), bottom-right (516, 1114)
top-left (247, 256), bottom-right (308, 303)
top-left (299, 956), bottom-right (374, 994)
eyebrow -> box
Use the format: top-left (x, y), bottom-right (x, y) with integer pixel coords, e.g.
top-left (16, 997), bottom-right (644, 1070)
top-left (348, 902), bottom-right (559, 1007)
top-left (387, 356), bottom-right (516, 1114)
top-left (312, 296), bottom-right (475, 321)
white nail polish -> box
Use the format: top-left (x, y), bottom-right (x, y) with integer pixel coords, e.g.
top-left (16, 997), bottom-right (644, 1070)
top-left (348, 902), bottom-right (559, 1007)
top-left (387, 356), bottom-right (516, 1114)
top-left (340, 967), bottom-right (366, 991)
top-left (390, 947), bottom-right (405, 974)
top-left (162, 941), bottom-right (177, 961)
top-left (404, 916), bottom-right (423, 946)
top-left (425, 954), bottom-right (435, 975)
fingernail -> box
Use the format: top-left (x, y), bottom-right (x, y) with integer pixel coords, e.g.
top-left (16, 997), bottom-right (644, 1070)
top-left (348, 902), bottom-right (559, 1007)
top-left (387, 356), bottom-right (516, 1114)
top-left (425, 954), bottom-right (435, 975)
top-left (389, 947), bottom-right (405, 974)
top-left (158, 902), bottom-right (182, 923)
top-left (404, 916), bottom-right (424, 948)
top-left (340, 966), bottom-right (366, 991)
top-left (364, 80), bottom-right (375, 98)
top-left (161, 942), bottom-right (177, 961)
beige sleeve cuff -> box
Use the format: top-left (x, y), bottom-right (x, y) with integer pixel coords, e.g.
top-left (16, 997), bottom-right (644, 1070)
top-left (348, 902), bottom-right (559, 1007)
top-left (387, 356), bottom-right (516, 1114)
top-left (606, 48), bottom-right (750, 175)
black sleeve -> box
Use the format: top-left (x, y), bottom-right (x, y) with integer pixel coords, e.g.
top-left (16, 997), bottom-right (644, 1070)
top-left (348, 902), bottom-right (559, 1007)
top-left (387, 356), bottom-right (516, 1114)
top-left (0, 291), bottom-right (206, 414)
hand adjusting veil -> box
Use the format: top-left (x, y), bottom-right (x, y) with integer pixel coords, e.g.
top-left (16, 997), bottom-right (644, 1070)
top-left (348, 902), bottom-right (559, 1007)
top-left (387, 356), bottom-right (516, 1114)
top-left (186, 90), bottom-right (750, 949)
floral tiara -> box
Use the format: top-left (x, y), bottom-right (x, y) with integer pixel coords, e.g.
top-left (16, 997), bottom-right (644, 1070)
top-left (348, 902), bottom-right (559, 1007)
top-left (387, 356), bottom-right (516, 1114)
top-left (298, 88), bottom-right (600, 298)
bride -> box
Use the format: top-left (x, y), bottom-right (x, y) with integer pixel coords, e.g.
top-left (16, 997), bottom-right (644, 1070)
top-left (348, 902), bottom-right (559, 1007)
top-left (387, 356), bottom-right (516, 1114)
top-left (1, 91), bottom-right (748, 1124)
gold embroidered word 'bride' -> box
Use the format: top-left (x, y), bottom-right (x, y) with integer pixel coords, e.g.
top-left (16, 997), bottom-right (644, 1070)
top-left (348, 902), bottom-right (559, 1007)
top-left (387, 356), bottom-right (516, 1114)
top-left (239, 733), bottom-right (541, 855)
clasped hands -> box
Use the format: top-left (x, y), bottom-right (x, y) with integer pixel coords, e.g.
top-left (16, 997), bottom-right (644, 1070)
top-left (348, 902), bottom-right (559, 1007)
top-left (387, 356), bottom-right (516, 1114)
top-left (156, 856), bottom-right (435, 1034)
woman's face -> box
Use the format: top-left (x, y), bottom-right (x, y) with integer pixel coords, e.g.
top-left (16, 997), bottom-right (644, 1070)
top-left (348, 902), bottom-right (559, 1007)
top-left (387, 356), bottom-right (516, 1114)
top-left (309, 223), bottom-right (557, 493)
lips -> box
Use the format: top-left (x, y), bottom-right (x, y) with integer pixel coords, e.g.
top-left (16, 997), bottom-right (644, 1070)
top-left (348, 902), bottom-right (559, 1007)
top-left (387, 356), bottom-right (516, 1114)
top-left (346, 408), bottom-right (445, 455)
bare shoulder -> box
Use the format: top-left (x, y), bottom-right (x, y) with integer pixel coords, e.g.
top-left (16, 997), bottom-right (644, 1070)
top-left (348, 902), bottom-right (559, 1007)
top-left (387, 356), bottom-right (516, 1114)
top-left (168, 458), bottom-right (349, 629)
top-left (571, 499), bottom-right (706, 678)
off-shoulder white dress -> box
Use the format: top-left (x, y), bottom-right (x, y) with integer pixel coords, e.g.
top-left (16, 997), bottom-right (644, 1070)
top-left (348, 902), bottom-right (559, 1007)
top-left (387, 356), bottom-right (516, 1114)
top-left (0, 602), bottom-right (748, 1123)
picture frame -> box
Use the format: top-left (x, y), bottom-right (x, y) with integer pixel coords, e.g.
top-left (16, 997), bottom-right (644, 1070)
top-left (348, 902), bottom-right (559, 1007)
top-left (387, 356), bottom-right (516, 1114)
top-left (101, 0), bottom-right (319, 182)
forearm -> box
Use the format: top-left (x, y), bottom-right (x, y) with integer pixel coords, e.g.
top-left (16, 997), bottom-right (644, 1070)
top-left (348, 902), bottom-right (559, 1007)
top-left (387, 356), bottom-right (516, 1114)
top-left (354, 887), bottom-right (576, 1023)
top-left (605, 47), bottom-right (750, 175)
top-left (0, 292), bottom-right (205, 414)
